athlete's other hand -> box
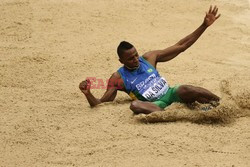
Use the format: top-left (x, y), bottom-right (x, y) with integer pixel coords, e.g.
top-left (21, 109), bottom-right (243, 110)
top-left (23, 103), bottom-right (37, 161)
top-left (79, 79), bottom-right (91, 95)
top-left (203, 5), bottom-right (221, 27)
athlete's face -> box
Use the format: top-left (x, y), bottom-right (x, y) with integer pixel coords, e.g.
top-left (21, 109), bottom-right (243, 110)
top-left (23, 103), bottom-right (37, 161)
top-left (119, 47), bottom-right (140, 69)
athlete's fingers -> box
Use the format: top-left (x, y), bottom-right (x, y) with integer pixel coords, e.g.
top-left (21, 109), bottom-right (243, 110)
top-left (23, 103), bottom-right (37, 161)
top-left (84, 79), bottom-right (92, 89)
top-left (214, 7), bottom-right (218, 15)
top-left (86, 79), bottom-right (90, 83)
top-left (83, 81), bottom-right (89, 86)
top-left (212, 5), bottom-right (217, 14)
top-left (209, 5), bottom-right (212, 13)
top-left (80, 80), bottom-right (89, 89)
top-left (79, 82), bottom-right (85, 89)
top-left (215, 14), bottom-right (221, 20)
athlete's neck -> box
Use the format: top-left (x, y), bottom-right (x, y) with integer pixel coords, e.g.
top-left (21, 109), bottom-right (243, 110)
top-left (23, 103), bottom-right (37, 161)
top-left (125, 64), bottom-right (140, 71)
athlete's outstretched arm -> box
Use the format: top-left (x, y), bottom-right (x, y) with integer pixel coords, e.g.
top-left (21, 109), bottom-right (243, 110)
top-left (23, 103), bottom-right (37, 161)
top-left (79, 72), bottom-right (123, 107)
top-left (144, 5), bottom-right (220, 67)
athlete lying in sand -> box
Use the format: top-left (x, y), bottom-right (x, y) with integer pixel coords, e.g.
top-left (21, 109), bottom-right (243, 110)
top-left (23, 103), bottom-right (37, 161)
top-left (79, 5), bottom-right (221, 114)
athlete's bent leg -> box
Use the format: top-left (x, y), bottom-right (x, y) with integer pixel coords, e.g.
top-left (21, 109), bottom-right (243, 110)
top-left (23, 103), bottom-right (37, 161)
top-left (177, 85), bottom-right (220, 104)
top-left (130, 100), bottom-right (163, 114)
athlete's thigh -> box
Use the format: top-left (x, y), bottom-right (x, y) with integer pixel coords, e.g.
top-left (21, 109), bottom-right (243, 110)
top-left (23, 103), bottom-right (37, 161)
top-left (176, 85), bottom-right (199, 102)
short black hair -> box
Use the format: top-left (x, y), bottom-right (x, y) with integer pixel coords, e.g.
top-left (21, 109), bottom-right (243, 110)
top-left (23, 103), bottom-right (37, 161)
top-left (117, 41), bottom-right (134, 58)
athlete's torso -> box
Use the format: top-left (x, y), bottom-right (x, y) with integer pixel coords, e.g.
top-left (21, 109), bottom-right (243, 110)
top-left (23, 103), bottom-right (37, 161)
top-left (118, 57), bottom-right (169, 101)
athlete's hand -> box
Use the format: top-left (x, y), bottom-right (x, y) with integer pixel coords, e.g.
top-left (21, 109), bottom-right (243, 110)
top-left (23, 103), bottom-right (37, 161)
top-left (203, 5), bottom-right (221, 27)
top-left (79, 79), bottom-right (91, 95)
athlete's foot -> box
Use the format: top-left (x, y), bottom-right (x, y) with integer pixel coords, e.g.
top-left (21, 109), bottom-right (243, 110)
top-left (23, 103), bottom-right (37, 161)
top-left (201, 101), bottom-right (220, 112)
top-left (209, 100), bottom-right (220, 107)
top-left (201, 105), bottom-right (213, 111)
top-left (186, 102), bottom-right (197, 110)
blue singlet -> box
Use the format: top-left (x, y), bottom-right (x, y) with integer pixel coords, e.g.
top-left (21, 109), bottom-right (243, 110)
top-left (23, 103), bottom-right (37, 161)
top-left (117, 56), bottom-right (169, 102)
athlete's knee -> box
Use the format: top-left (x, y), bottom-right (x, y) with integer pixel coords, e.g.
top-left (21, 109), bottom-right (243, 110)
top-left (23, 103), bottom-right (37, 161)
top-left (130, 100), bottom-right (140, 114)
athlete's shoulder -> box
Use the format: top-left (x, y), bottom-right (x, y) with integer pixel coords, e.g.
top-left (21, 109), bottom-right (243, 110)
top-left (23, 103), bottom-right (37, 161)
top-left (142, 51), bottom-right (156, 60)
top-left (111, 71), bottom-right (121, 79)
top-left (142, 52), bottom-right (157, 68)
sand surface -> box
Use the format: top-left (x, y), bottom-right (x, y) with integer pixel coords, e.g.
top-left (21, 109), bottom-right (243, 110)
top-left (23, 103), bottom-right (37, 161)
top-left (0, 0), bottom-right (250, 166)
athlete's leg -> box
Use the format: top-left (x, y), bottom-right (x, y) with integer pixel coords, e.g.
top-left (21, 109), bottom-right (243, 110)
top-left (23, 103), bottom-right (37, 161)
top-left (130, 100), bottom-right (163, 114)
top-left (177, 85), bottom-right (220, 104)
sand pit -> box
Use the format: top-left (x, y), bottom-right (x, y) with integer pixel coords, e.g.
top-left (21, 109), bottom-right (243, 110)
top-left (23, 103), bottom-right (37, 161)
top-left (0, 0), bottom-right (250, 166)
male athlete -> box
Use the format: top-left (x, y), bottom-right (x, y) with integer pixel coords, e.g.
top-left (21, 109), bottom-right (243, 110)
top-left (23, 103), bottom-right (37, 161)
top-left (79, 6), bottom-right (221, 114)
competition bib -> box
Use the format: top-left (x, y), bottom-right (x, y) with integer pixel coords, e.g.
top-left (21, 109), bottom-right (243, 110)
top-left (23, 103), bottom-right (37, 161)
top-left (139, 77), bottom-right (169, 101)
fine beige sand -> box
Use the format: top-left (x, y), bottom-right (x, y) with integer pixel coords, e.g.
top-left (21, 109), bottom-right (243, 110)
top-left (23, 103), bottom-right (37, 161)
top-left (1, 0), bottom-right (250, 166)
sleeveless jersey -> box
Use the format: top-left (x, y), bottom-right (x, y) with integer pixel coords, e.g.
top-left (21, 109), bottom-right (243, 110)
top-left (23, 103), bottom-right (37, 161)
top-left (117, 57), bottom-right (169, 101)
